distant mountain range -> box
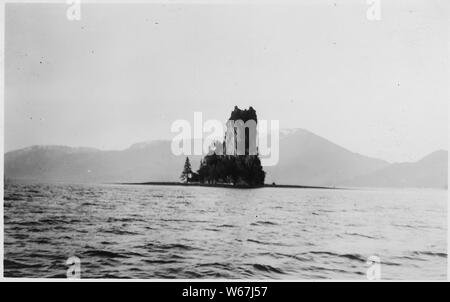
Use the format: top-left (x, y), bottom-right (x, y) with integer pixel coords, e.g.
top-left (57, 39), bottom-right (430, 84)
top-left (4, 129), bottom-right (448, 188)
top-left (341, 149), bottom-right (448, 188)
top-left (264, 129), bottom-right (389, 186)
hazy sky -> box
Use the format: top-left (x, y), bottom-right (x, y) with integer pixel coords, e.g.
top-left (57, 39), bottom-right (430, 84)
top-left (5, 1), bottom-right (449, 162)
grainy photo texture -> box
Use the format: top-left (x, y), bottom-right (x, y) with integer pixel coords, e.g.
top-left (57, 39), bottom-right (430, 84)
top-left (2, 0), bottom-right (448, 280)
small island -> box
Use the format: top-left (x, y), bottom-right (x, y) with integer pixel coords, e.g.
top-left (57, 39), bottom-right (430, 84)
top-left (120, 106), bottom-right (340, 190)
top-left (181, 106), bottom-right (265, 188)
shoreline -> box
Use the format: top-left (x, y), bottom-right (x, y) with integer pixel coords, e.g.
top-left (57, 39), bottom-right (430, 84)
top-left (115, 181), bottom-right (342, 190)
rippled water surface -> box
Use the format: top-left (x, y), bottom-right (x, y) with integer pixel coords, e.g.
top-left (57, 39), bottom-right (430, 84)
top-left (4, 182), bottom-right (447, 279)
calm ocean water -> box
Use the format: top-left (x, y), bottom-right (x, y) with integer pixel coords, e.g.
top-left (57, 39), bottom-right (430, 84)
top-left (4, 182), bottom-right (447, 279)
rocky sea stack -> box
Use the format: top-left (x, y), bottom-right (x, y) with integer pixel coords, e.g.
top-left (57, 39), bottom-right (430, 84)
top-left (182, 106), bottom-right (265, 187)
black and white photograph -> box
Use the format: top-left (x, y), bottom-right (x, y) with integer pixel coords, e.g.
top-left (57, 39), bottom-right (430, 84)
top-left (1, 0), bottom-right (448, 284)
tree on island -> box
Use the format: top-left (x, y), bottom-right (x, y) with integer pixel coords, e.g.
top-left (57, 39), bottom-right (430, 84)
top-left (180, 157), bottom-right (193, 183)
top-left (197, 154), bottom-right (265, 186)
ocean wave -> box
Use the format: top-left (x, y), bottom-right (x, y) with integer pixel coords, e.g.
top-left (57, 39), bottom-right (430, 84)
top-left (82, 249), bottom-right (129, 258)
top-left (344, 232), bottom-right (381, 239)
top-left (159, 243), bottom-right (201, 251)
top-left (217, 224), bottom-right (237, 228)
top-left (411, 251), bottom-right (447, 258)
top-left (99, 228), bottom-right (139, 235)
top-left (305, 251), bottom-right (366, 263)
top-left (4, 259), bottom-right (43, 269)
top-left (143, 259), bottom-right (180, 264)
top-left (303, 265), bottom-right (361, 275)
top-left (247, 238), bottom-right (289, 246)
top-left (252, 263), bottom-right (285, 274)
top-left (250, 220), bottom-right (278, 226)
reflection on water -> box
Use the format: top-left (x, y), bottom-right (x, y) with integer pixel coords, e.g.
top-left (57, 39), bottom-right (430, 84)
top-left (4, 182), bottom-right (447, 279)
